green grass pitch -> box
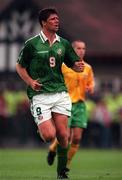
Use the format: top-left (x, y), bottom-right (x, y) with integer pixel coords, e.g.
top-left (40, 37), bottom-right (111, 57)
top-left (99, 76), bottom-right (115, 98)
top-left (0, 148), bottom-right (122, 180)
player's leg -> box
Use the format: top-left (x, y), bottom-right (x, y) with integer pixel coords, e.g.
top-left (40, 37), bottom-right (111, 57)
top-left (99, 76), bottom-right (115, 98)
top-left (49, 138), bottom-right (58, 152)
top-left (67, 101), bottom-right (87, 169)
top-left (53, 113), bottom-right (68, 147)
top-left (37, 119), bottom-right (56, 142)
top-left (53, 112), bottom-right (69, 179)
top-left (47, 101), bottom-right (73, 166)
top-left (52, 92), bottom-right (71, 179)
top-left (47, 125), bottom-right (71, 166)
top-left (47, 91), bottom-right (71, 166)
top-left (47, 138), bottom-right (58, 165)
top-left (67, 127), bottom-right (83, 168)
top-left (47, 126), bottom-right (71, 166)
top-left (52, 91), bottom-right (71, 148)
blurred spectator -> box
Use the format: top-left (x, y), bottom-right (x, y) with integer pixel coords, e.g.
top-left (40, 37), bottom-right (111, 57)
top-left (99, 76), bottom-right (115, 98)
top-left (0, 89), bottom-right (8, 145)
top-left (118, 108), bottom-right (122, 147)
top-left (14, 99), bottom-right (33, 145)
top-left (3, 83), bottom-right (28, 117)
top-left (91, 98), bottom-right (112, 148)
top-left (0, 89), bottom-right (8, 117)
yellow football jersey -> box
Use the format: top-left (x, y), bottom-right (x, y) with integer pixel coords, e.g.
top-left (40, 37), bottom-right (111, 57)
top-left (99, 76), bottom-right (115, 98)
top-left (62, 61), bottom-right (95, 103)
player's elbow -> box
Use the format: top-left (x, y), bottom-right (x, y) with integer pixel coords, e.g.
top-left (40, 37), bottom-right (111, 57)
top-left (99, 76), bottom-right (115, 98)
top-left (16, 63), bottom-right (23, 73)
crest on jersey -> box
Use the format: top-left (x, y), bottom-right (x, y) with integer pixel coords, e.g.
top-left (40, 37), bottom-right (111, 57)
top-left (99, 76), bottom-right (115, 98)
top-left (57, 48), bottom-right (62, 55)
top-left (38, 115), bottom-right (43, 121)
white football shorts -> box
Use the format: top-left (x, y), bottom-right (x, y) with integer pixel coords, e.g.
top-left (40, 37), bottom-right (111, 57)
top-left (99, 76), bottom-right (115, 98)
top-left (30, 91), bottom-right (71, 125)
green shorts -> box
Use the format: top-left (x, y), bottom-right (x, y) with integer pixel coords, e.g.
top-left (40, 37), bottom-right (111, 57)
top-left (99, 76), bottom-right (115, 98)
top-left (68, 101), bottom-right (88, 128)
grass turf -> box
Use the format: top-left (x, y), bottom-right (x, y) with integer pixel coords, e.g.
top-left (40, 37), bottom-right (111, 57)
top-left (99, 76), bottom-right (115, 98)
top-left (0, 148), bottom-right (122, 180)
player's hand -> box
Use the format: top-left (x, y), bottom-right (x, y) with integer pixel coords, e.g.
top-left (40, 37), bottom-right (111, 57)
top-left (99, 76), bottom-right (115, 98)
top-left (86, 86), bottom-right (94, 94)
top-left (30, 79), bottom-right (42, 91)
top-left (72, 61), bottom-right (85, 72)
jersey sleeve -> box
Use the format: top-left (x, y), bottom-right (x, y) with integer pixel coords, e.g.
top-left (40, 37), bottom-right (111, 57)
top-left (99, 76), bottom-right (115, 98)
top-left (86, 66), bottom-right (95, 93)
top-left (63, 40), bottom-right (80, 67)
top-left (17, 41), bottom-right (32, 68)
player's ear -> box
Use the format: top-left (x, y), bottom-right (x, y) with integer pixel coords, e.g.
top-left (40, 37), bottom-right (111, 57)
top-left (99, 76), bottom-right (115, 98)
top-left (42, 21), bottom-right (46, 27)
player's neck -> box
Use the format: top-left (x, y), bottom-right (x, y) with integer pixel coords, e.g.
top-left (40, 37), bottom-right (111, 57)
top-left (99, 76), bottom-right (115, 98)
top-left (42, 29), bottom-right (56, 45)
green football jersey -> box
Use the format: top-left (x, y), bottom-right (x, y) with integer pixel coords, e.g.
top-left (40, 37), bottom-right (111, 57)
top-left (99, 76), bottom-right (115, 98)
top-left (17, 33), bottom-right (80, 99)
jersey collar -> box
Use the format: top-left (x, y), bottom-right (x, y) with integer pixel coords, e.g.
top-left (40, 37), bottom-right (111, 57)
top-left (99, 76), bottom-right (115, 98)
top-left (40, 31), bottom-right (60, 44)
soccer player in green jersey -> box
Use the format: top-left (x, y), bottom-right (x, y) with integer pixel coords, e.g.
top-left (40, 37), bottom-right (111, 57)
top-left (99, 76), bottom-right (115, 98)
top-left (16, 8), bottom-right (84, 179)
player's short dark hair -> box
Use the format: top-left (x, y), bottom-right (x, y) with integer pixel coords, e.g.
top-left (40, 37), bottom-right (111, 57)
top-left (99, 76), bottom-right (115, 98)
top-left (38, 8), bottom-right (58, 27)
top-left (72, 40), bottom-right (86, 48)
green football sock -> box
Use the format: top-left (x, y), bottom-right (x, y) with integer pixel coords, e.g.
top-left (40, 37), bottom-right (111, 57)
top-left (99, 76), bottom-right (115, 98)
top-left (57, 144), bottom-right (70, 174)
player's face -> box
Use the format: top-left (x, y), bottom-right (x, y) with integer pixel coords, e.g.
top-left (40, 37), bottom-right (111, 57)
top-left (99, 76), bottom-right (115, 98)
top-left (44, 14), bottom-right (59, 32)
top-left (74, 42), bottom-right (86, 59)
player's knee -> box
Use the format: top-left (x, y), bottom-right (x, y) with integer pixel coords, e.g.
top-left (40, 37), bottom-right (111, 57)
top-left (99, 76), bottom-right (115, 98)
top-left (59, 130), bottom-right (67, 140)
top-left (40, 131), bottom-right (56, 143)
top-left (57, 131), bottom-right (68, 147)
top-left (72, 136), bottom-right (81, 144)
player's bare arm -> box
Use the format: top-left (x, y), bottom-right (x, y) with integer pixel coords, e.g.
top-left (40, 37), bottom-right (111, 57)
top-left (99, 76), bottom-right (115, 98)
top-left (16, 63), bottom-right (42, 91)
